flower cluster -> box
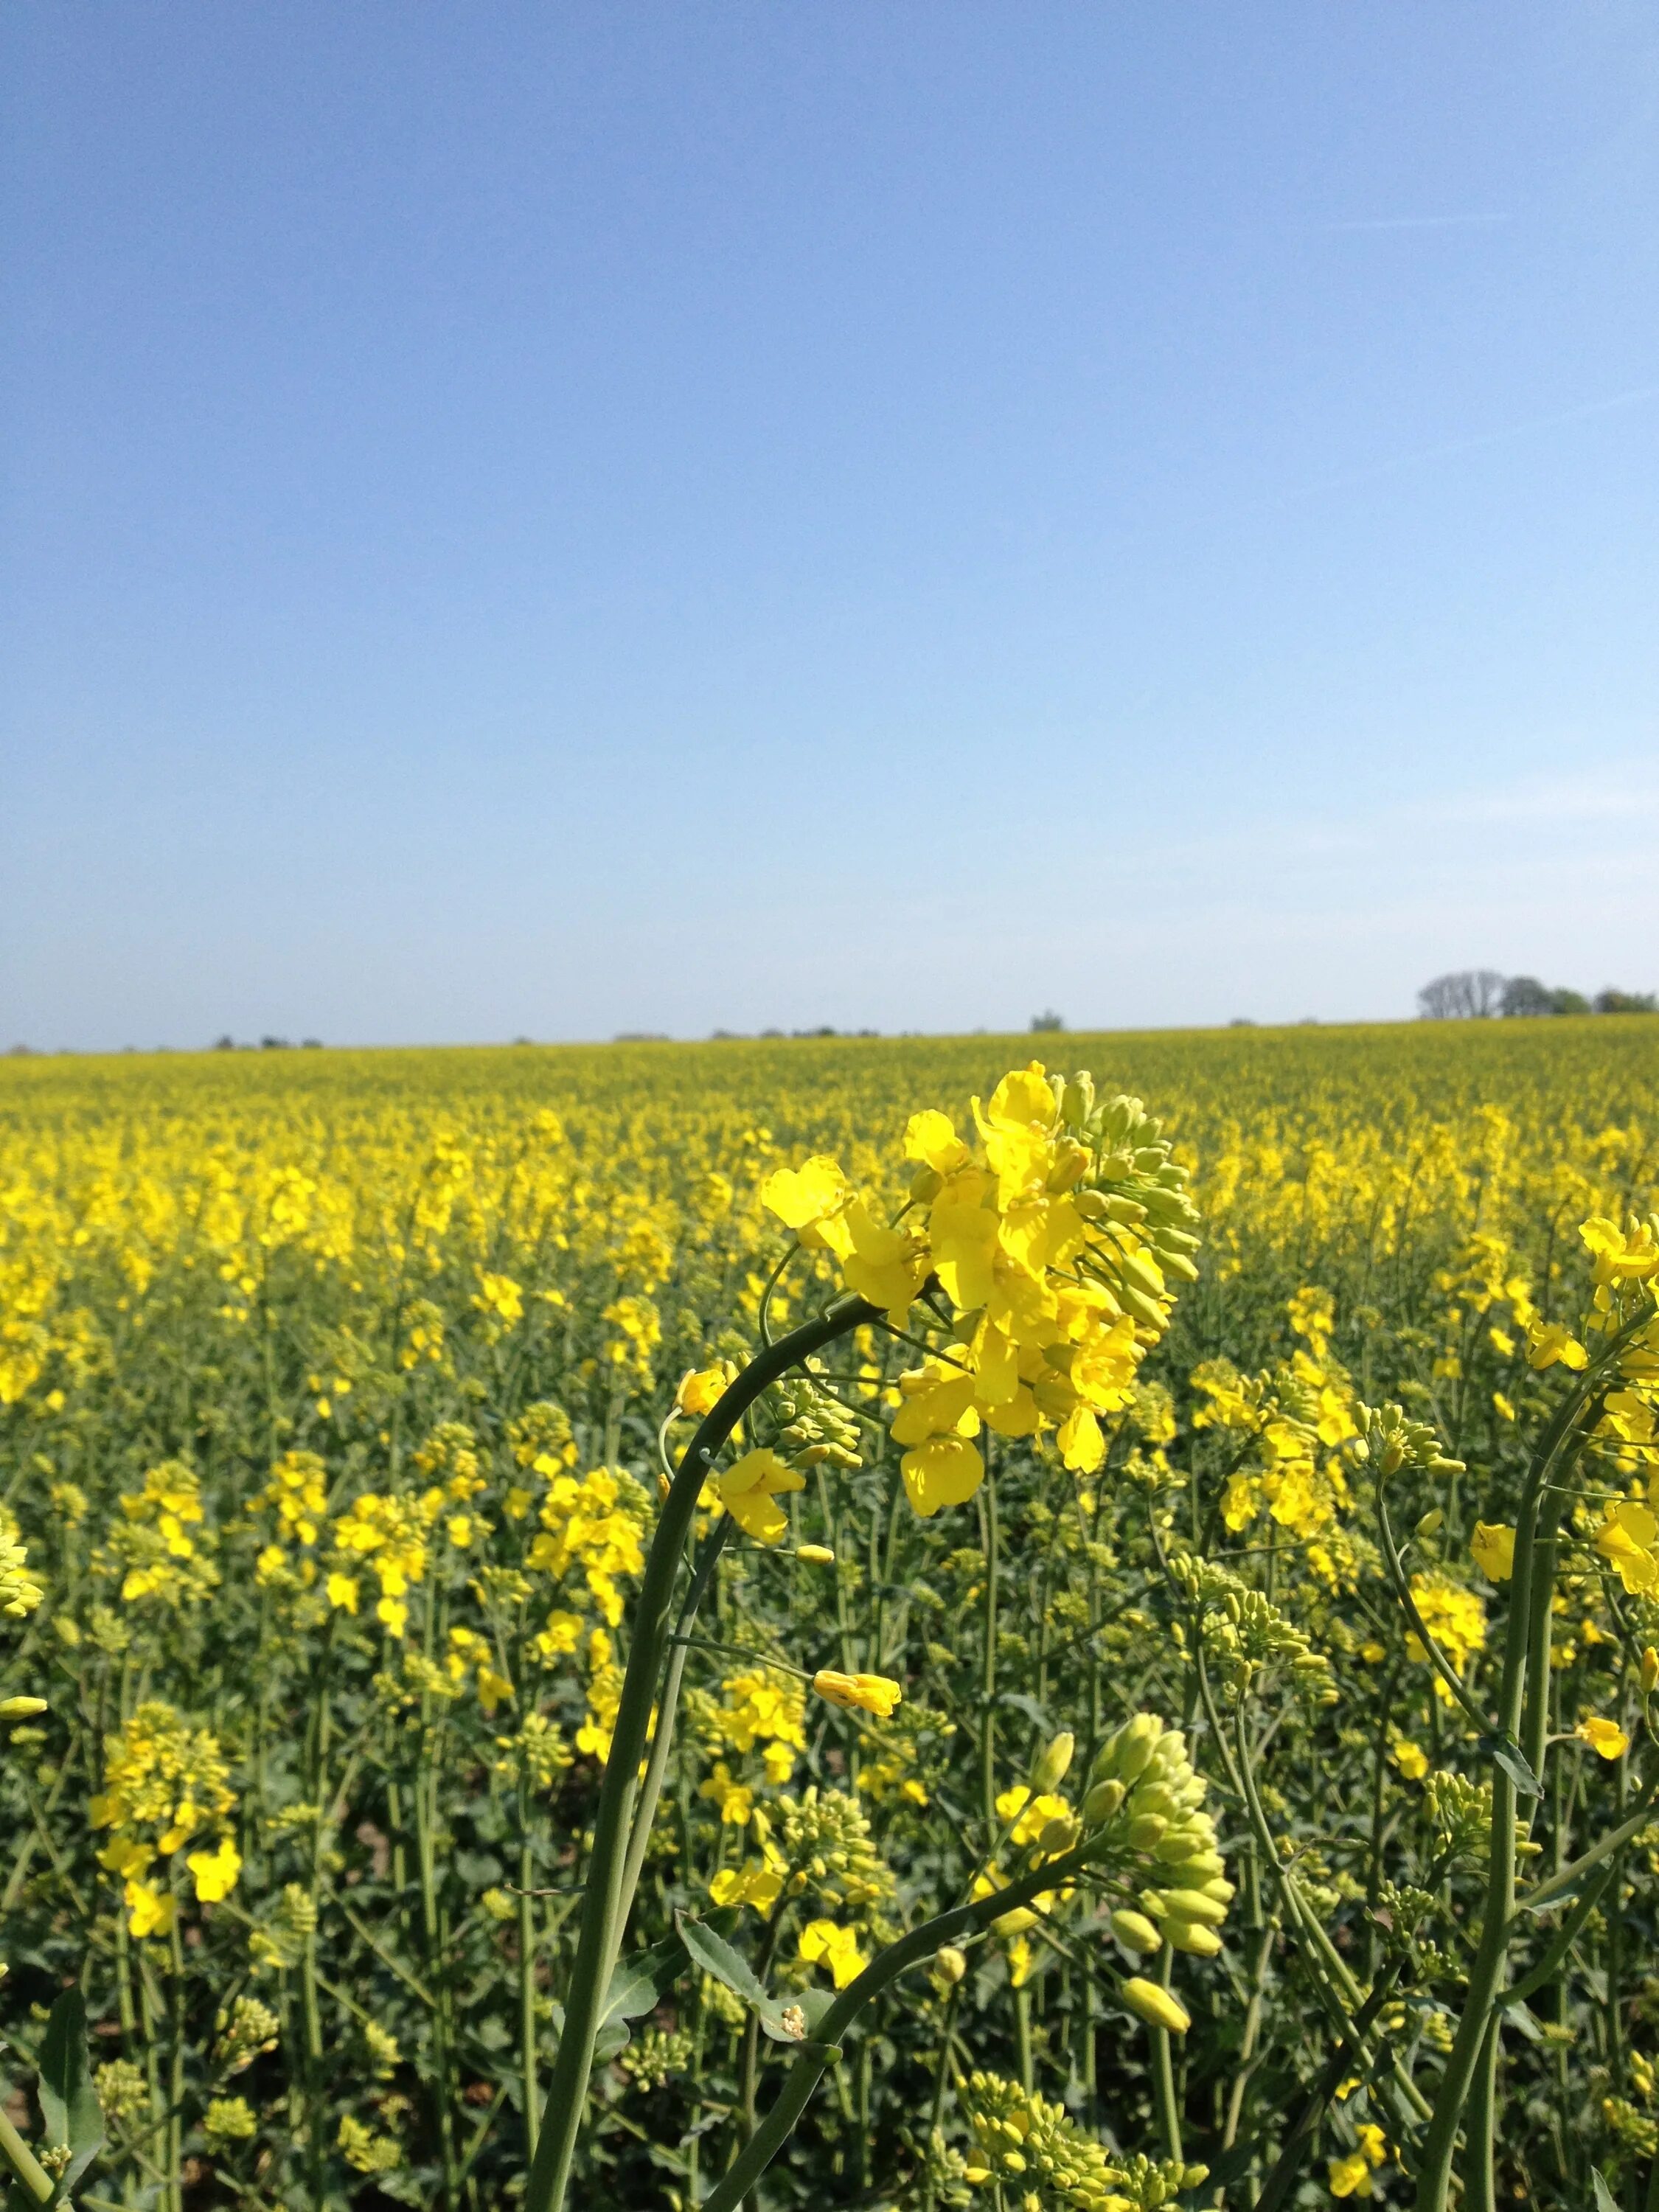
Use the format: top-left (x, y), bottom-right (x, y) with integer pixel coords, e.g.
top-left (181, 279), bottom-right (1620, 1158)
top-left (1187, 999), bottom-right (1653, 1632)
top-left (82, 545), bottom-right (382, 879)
top-left (761, 1065), bottom-right (1200, 1520)
top-left (91, 1701), bottom-right (240, 1935)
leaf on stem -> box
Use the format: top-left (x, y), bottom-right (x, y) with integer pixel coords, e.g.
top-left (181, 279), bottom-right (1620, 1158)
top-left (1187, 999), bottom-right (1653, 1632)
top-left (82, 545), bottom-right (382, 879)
top-left (676, 1913), bottom-right (810, 2044)
top-left (38, 1990), bottom-right (103, 2205)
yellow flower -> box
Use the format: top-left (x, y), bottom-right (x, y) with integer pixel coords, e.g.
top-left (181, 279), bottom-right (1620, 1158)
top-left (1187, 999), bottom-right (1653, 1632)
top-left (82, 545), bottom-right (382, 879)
top-left (1391, 1740), bottom-right (1428, 1780)
top-left (1597, 1501), bottom-right (1659, 1595)
top-left (697, 1762), bottom-right (754, 1826)
top-left (125, 1877), bottom-right (177, 1940)
top-left (714, 1448), bottom-right (805, 1546)
top-left (798, 1919), bottom-right (866, 1990)
top-left (1577, 1716), bottom-right (1630, 1761)
top-left (187, 1836), bottom-right (243, 1902)
top-left (899, 1433), bottom-right (986, 1518)
top-left (1329, 2151), bottom-right (1372, 2199)
top-left (709, 1861), bottom-right (785, 1913)
top-left (812, 1669), bottom-right (902, 1719)
top-left (678, 1363), bottom-right (737, 1417)
top-left (759, 1155), bottom-right (851, 1240)
top-left (1526, 1321), bottom-right (1587, 1373)
top-left (1470, 1523), bottom-right (1515, 1582)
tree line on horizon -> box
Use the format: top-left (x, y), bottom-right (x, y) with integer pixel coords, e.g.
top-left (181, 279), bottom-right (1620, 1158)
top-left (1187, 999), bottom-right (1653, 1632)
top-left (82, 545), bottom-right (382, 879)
top-left (1419, 970), bottom-right (1657, 1020)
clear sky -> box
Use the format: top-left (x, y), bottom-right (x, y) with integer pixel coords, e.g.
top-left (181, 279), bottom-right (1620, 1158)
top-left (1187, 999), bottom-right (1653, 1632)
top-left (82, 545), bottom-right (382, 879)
top-left (4, 4), bottom-right (1657, 1051)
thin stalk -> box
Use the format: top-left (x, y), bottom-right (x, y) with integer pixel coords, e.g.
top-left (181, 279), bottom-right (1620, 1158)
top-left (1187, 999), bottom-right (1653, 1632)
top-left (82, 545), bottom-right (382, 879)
top-left (521, 1293), bottom-right (879, 2212)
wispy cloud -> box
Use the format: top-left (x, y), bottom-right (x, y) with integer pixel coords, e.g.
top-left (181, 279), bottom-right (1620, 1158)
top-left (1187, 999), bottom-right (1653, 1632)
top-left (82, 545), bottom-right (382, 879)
top-left (1322, 212), bottom-right (1513, 233)
top-left (1289, 381), bottom-right (1659, 499)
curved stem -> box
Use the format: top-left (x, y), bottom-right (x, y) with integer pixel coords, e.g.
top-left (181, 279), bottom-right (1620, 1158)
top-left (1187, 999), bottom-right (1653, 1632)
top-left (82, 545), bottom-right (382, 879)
top-left (521, 1293), bottom-right (879, 2212)
top-left (699, 1843), bottom-right (1096, 2212)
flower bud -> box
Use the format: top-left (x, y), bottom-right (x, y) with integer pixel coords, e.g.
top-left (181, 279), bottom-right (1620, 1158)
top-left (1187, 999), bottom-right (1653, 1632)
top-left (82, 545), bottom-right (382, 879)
top-left (1060, 1076), bottom-right (1095, 1129)
top-left (795, 1544), bottom-right (835, 1565)
top-left (1110, 1909), bottom-right (1163, 1954)
top-left (1164, 1919), bottom-right (1223, 1957)
top-left (0, 1697), bottom-right (46, 1719)
top-left (1082, 1778), bottom-right (1124, 1825)
top-left (909, 1165), bottom-right (944, 1203)
top-left (1029, 1731), bottom-right (1075, 1795)
top-left (1643, 1647), bottom-right (1659, 1696)
top-left (1096, 1714), bottom-right (1162, 1785)
top-left (1127, 1814), bottom-right (1169, 1849)
top-left (1158, 1888), bottom-right (1227, 1927)
top-left (1416, 1508), bottom-right (1444, 1539)
top-left (1121, 1978), bottom-right (1191, 2035)
top-left (932, 1944), bottom-right (967, 1986)
top-left (1036, 1815), bottom-right (1081, 1854)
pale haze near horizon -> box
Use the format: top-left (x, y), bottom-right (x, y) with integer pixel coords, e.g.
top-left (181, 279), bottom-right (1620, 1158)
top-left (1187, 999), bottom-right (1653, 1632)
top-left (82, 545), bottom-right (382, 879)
top-left (3, 4), bottom-right (1657, 1053)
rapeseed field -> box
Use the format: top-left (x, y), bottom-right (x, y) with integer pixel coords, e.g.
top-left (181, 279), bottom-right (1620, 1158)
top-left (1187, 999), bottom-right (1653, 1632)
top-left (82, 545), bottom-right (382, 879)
top-left (1, 1018), bottom-right (1657, 2212)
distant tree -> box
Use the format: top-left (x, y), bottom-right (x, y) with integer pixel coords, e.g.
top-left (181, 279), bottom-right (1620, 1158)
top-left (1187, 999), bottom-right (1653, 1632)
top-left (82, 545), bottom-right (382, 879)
top-left (1228, 1018), bottom-right (1256, 1028)
top-left (260, 1036), bottom-right (292, 1050)
top-left (1419, 970), bottom-right (1506, 1019)
top-left (213, 1034), bottom-right (236, 1050)
top-left (1549, 988), bottom-right (1590, 1016)
top-left (1030, 1009), bottom-right (1066, 1033)
top-left (1500, 976), bottom-right (1556, 1018)
top-left (1594, 988), bottom-right (1658, 1015)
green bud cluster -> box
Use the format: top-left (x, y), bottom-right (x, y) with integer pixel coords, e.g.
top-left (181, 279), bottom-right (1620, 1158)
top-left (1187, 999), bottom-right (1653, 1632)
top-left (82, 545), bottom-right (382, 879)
top-left (1425, 1770), bottom-right (1493, 1862)
top-left (767, 1371), bottom-right (863, 1473)
top-left (961, 2072), bottom-right (1129, 2212)
top-left (214, 1993), bottom-right (281, 2075)
top-left (618, 2026), bottom-right (696, 2089)
top-left (1079, 1714), bottom-right (1233, 1955)
top-left (94, 2058), bottom-right (149, 2124)
top-left (1354, 1402), bottom-right (1464, 1479)
top-left (776, 1786), bottom-right (893, 1912)
top-left (1044, 1079), bottom-right (1204, 1324)
top-left (1107, 2152), bottom-right (1212, 2209)
top-left (1170, 1556), bottom-right (1336, 1704)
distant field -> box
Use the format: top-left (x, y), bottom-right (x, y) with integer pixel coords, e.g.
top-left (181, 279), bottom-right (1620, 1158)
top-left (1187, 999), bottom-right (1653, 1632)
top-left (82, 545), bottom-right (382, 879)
top-left (1, 1016), bottom-right (1656, 2208)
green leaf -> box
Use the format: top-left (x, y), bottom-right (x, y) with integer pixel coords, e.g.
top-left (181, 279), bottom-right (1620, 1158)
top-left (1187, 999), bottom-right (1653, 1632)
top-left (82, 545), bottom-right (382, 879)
top-left (676, 1914), bottom-right (808, 2045)
top-left (38, 1990), bottom-right (102, 2204)
top-left (1480, 1732), bottom-right (1543, 1800)
top-left (601, 1933), bottom-right (686, 2031)
top-left (1591, 2167), bottom-right (1621, 2212)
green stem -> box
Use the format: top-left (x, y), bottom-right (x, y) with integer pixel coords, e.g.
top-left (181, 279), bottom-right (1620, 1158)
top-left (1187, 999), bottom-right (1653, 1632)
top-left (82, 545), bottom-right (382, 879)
top-left (699, 1843), bottom-right (1095, 2212)
top-left (520, 1294), bottom-right (878, 2212)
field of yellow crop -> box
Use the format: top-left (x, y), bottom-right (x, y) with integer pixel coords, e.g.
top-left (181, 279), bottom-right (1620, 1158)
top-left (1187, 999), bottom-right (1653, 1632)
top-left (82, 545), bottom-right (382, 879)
top-left (1, 1019), bottom-right (1657, 2212)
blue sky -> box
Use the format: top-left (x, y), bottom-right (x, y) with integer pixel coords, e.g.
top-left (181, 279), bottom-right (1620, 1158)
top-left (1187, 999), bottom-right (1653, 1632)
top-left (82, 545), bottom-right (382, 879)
top-left (3, 3), bottom-right (1657, 1050)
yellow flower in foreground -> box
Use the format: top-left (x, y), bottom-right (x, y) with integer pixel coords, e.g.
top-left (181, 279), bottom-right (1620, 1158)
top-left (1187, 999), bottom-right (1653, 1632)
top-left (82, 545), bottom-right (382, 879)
top-left (709, 1861), bottom-right (784, 1913)
top-left (187, 1835), bottom-right (243, 1902)
top-left (1391, 1740), bottom-right (1428, 1781)
top-left (900, 1433), bottom-right (985, 1518)
top-left (798, 1919), bottom-right (866, 1990)
top-left (714, 1449), bottom-right (804, 1546)
top-left (1597, 1501), bottom-right (1659, 1595)
top-left (125, 1878), bottom-right (178, 1939)
top-left (1526, 1321), bottom-right (1587, 1373)
top-left (1576, 1716), bottom-right (1630, 1761)
top-left (812, 1669), bottom-right (903, 1719)
top-left (677, 1362), bottom-right (737, 1418)
top-left (1470, 1523), bottom-right (1515, 1582)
